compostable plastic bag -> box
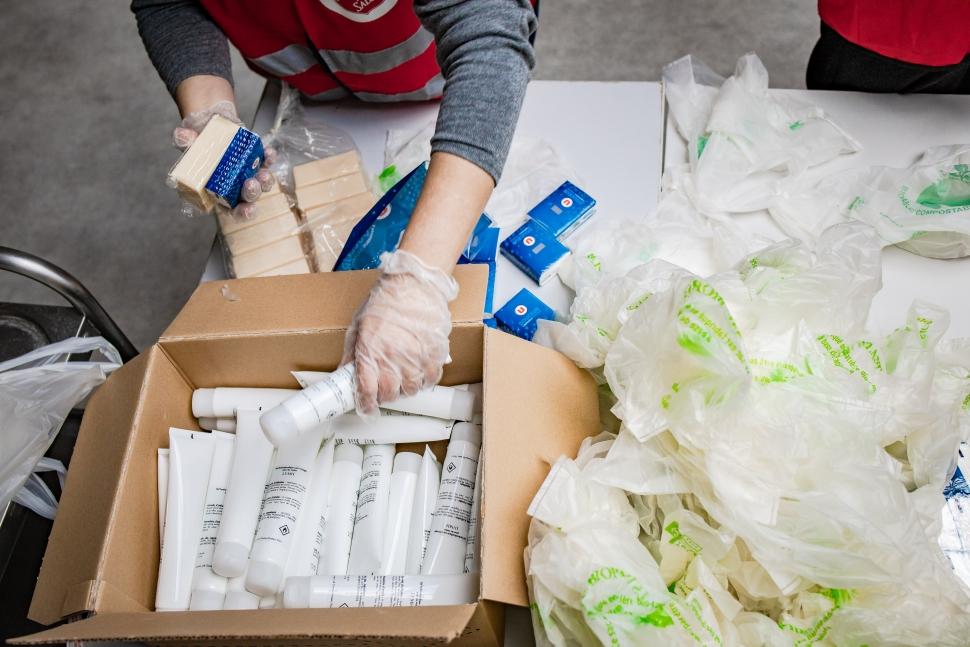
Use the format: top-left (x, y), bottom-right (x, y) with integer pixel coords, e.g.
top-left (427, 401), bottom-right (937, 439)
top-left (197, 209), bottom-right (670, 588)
top-left (0, 336), bottom-right (121, 518)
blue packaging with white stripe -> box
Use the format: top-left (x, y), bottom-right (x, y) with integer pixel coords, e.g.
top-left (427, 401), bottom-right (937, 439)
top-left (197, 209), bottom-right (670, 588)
top-left (205, 128), bottom-right (264, 208)
top-left (493, 288), bottom-right (556, 341)
top-left (500, 220), bottom-right (570, 285)
top-left (527, 181), bottom-right (596, 239)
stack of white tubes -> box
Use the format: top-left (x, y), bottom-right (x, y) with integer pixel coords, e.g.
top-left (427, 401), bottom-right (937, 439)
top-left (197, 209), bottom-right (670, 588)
top-left (154, 372), bottom-right (484, 612)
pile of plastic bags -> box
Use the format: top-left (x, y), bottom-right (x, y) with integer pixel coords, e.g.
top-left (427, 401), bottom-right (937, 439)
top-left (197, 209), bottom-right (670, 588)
top-left (526, 54), bottom-right (970, 646)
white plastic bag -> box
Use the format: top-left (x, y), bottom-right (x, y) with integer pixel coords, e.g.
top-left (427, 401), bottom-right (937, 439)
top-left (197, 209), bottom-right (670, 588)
top-left (0, 336), bottom-right (121, 518)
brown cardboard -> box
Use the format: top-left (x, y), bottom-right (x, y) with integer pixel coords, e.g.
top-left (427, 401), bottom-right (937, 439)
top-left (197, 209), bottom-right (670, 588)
top-left (16, 265), bottom-right (598, 646)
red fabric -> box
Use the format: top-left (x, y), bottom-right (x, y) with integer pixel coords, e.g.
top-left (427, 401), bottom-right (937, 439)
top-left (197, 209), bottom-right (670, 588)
top-left (818, 0), bottom-right (970, 66)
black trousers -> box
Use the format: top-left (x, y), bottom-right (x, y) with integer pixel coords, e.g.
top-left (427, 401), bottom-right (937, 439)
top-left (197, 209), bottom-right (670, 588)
top-left (807, 22), bottom-right (970, 94)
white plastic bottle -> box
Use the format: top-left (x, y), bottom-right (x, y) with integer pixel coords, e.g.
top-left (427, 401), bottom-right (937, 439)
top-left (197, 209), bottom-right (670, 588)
top-left (260, 365), bottom-right (357, 447)
top-left (283, 438), bottom-right (336, 578)
top-left (330, 410), bottom-right (454, 444)
top-left (421, 423), bottom-right (481, 575)
top-left (246, 425), bottom-right (327, 596)
top-left (156, 429), bottom-right (216, 611)
top-left (190, 431), bottom-right (235, 610)
top-left (381, 452), bottom-right (421, 575)
top-left (292, 369), bottom-right (477, 422)
top-left (282, 574), bottom-right (479, 609)
top-left (197, 416), bottom-right (237, 433)
top-left (319, 443), bottom-right (363, 575)
top-left (192, 387), bottom-right (295, 418)
top-left (224, 571), bottom-right (260, 610)
top-left (347, 444), bottom-right (395, 574)
top-left (157, 448), bottom-right (169, 552)
top-left (405, 447), bottom-right (441, 575)
top-left (212, 409), bottom-right (275, 578)
top-left (464, 449), bottom-right (483, 574)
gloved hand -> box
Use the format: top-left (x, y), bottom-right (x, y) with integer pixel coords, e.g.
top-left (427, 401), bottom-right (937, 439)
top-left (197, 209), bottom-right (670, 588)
top-left (341, 250), bottom-right (459, 415)
top-left (172, 100), bottom-right (277, 220)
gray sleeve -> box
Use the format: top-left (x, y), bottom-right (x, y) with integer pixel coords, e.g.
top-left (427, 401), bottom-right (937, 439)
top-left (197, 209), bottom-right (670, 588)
top-left (415, 0), bottom-right (537, 185)
top-left (130, 0), bottom-right (234, 97)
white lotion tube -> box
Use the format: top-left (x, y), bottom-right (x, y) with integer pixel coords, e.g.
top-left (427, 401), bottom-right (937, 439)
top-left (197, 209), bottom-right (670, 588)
top-left (381, 452), bottom-right (420, 575)
top-left (260, 364), bottom-right (357, 447)
top-left (189, 431), bottom-right (235, 610)
top-left (224, 571), bottom-right (260, 610)
top-left (155, 429), bottom-right (215, 611)
top-left (246, 425), bottom-right (327, 596)
top-left (212, 409), bottom-right (275, 578)
top-left (331, 410), bottom-right (454, 445)
top-left (464, 448), bottom-right (483, 574)
top-left (421, 423), bottom-right (481, 575)
top-left (347, 444), bottom-right (395, 574)
top-left (192, 387), bottom-right (295, 418)
top-left (284, 438), bottom-right (336, 578)
top-left (198, 416), bottom-right (237, 433)
top-left (157, 448), bottom-right (169, 552)
top-left (283, 574), bottom-right (479, 609)
top-left (320, 443), bottom-right (363, 575)
top-left (405, 447), bottom-right (441, 575)
top-left (293, 370), bottom-right (476, 422)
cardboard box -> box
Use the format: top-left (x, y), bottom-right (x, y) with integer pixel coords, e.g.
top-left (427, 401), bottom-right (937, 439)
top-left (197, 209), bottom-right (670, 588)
top-left (14, 266), bottom-right (598, 646)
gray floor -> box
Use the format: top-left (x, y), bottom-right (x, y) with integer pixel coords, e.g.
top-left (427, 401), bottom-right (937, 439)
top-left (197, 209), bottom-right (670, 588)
top-left (0, 0), bottom-right (818, 350)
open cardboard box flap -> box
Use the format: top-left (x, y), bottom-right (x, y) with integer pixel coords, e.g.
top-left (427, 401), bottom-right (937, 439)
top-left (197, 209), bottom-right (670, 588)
top-left (21, 264), bottom-right (599, 644)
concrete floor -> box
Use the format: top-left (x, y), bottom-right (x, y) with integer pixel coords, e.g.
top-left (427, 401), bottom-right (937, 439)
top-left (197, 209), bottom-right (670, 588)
top-left (0, 0), bottom-right (819, 350)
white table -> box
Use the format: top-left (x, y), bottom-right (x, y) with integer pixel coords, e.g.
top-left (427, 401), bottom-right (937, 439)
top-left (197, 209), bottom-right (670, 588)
top-left (663, 89), bottom-right (970, 339)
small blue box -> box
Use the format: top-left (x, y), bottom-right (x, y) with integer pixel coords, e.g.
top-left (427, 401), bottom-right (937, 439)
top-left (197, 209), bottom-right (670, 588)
top-left (205, 128), bottom-right (264, 208)
top-left (500, 220), bottom-right (570, 285)
top-left (494, 289), bottom-right (556, 341)
top-left (527, 181), bottom-right (596, 239)
top-left (461, 214), bottom-right (500, 263)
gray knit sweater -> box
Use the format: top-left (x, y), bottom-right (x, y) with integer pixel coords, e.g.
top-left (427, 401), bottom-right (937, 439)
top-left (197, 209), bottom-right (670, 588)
top-left (131, 0), bottom-right (536, 183)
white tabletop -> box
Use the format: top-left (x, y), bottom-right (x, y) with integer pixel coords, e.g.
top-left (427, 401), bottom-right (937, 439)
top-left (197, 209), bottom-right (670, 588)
top-left (663, 89), bottom-right (970, 339)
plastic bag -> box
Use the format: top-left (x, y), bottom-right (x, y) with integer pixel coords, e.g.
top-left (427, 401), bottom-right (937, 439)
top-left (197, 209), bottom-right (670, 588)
top-left (13, 457), bottom-right (66, 520)
top-left (0, 336), bottom-right (121, 519)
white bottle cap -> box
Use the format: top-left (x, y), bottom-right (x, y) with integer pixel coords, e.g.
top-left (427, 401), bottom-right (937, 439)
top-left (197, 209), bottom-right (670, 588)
top-left (192, 389), bottom-right (216, 418)
top-left (212, 541), bottom-right (249, 578)
top-left (223, 590), bottom-right (260, 610)
top-left (260, 404), bottom-right (300, 447)
top-left (282, 576), bottom-right (311, 609)
top-left (451, 422), bottom-right (482, 447)
top-left (449, 389), bottom-right (477, 421)
top-left (188, 588), bottom-right (226, 611)
top-left (334, 443), bottom-right (364, 463)
top-left (197, 416), bottom-right (218, 431)
top-left (393, 451), bottom-right (422, 474)
top-left (246, 560), bottom-right (283, 598)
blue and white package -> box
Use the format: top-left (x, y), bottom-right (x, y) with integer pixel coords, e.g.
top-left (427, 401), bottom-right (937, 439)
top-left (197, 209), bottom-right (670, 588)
top-left (493, 288), bottom-right (556, 341)
top-left (942, 444), bottom-right (970, 588)
top-left (500, 220), bottom-right (570, 285)
top-left (205, 128), bottom-right (264, 208)
top-left (527, 181), bottom-right (596, 239)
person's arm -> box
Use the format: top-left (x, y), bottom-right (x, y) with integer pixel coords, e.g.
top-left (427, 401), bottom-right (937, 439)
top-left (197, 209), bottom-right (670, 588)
top-left (402, 0), bottom-right (538, 272)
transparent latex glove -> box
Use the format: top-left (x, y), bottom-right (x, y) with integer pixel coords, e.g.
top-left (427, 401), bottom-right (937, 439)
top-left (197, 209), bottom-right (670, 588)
top-left (341, 250), bottom-right (459, 415)
top-left (172, 100), bottom-right (277, 219)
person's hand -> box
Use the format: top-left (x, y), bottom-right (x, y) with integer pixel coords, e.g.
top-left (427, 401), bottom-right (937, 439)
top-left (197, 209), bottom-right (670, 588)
top-left (172, 100), bottom-right (277, 219)
top-left (341, 250), bottom-right (459, 415)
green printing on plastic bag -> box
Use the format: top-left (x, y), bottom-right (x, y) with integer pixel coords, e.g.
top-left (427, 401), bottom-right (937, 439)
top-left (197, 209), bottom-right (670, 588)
top-left (777, 588), bottom-right (855, 647)
top-left (917, 164), bottom-right (970, 208)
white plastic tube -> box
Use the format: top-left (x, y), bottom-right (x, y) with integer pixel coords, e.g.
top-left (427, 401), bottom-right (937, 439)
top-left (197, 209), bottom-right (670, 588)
top-left (260, 365), bottom-right (357, 447)
top-left (320, 443), bottom-right (363, 575)
top-left (331, 410), bottom-right (454, 444)
top-left (192, 387), bottom-right (295, 418)
top-left (157, 448), bottom-right (169, 553)
top-left (454, 382), bottom-right (483, 415)
top-left (381, 452), bottom-right (421, 575)
top-left (283, 574), bottom-right (478, 609)
top-left (246, 425), bottom-right (328, 596)
top-left (197, 416), bottom-right (237, 433)
top-left (284, 438), bottom-right (336, 578)
top-left (464, 448), bottom-right (483, 574)
top-left (347, 444), bottom-right (395, 574)
top-left (292, 370), bottom-right (476, 422)
top-left (405, 447), bottom-right (441, 575)
top-left (189, 431), bottom-right (235, 610)
top-left (224, 571), bottom-right (260, 610)
top-left (421, 423), bottom-right (481, 575)
top-left (155, 428), bottom-right (215, 611)
top-left (212, 409), bottom-right (275, 578)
